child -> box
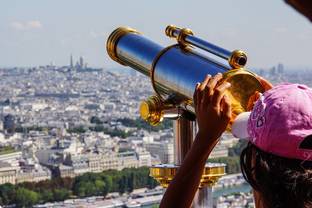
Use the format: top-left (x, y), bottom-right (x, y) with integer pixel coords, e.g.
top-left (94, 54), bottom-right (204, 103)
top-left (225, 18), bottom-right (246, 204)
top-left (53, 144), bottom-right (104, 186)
top-left (160, 74), bottom-right (312, 208)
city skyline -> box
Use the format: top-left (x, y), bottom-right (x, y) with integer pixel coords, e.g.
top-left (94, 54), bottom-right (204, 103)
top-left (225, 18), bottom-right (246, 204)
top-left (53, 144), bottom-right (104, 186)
top-left (0, 62), bottom-right (310, 207)
top-left (1, 0), bottom-right (312, 69)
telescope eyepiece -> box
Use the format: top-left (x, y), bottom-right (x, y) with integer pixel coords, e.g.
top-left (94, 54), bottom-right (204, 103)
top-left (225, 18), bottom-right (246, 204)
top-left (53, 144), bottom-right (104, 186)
top-left (229, 50), bottom-right (247, 69)
top-left (165, 25), bottom-right (180, 38)
top-left (238, 57), bottom-right (247, 66)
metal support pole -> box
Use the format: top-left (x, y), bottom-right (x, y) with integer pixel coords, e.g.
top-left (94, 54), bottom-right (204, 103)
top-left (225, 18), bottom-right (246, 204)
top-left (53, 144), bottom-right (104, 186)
top-left (173, 117), bottom-right (194, 165)
top-left (193, 187), bottom-right (213, 208)
top-left (173, 117), bottom-right (213, 208)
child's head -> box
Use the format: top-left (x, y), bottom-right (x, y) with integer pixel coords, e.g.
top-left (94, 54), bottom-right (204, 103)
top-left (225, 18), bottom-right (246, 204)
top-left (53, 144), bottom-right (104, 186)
top-left (232, 83), bottom-right (312, 207)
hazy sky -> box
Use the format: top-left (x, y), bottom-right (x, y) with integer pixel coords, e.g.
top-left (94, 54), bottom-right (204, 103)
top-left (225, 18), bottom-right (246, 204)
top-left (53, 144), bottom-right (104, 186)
top-left (1, 0), bottom-right (312, 69)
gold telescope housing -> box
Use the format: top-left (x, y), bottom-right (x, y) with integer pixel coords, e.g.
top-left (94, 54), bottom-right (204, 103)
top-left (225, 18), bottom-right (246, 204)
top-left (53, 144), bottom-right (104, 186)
top-left (140, 96), bottom-right (166, 126)
top-left (106, 25), bottom-right (267, 127)
top-left (150, 164), bottom-right (226, 188)
top-left (140, 95), bottom-right (184, 126)
top-left (140, 69), bottom-right (263, 127)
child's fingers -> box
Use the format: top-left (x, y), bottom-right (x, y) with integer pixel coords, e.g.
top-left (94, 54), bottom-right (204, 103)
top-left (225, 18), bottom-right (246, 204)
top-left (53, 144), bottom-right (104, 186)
top-left (205, 73), bottom-right (223, 102)
top-left (196, 75), bottom-right (211, 107)
top-left (221, 94), bottom-right (232, 120)
top-left (193, 82), bottom-right (200, 107)
top-left (202, 73), bottom-right (223, 108)
top-left (199, 74), bottom-right (211, 91)
top-left (211, 82), bottom-right (231, 109)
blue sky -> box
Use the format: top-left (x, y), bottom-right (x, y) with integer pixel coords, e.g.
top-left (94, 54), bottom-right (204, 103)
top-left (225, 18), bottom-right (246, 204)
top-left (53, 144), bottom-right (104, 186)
top-left (1, 0), bottom-right (312, 69)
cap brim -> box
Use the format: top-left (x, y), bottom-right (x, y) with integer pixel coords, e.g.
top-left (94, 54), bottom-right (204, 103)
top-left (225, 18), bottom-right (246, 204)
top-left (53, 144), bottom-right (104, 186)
top-left (231, 112), bottom-right (251, 139)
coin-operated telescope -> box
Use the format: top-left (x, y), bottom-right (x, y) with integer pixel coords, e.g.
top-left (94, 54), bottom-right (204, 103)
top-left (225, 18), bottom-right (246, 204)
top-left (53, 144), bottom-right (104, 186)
top-left (106, 25), bottom-right (265, 207)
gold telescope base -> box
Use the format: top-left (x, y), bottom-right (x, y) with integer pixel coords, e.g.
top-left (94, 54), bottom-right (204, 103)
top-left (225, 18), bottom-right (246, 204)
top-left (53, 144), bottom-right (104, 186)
top-left (150, 163), bottom-right (226, 188)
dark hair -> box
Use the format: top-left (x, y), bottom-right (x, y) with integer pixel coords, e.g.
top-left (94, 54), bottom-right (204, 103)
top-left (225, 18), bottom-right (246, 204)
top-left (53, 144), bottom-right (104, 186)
top-left (240, 142), bottom-right (312, 208)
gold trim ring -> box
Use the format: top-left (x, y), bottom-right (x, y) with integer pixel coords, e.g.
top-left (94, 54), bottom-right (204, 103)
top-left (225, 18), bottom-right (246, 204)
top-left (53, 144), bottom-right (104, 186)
top-left (177, 28), bottom-right (194, 48)
top-left (165, 25), bottom-right (193, 48)
top-left (106, 27), bottom-right (140, 66)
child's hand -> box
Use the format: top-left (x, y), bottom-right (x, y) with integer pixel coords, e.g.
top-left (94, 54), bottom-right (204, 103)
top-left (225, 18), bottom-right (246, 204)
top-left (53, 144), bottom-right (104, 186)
top-left (193, 73), bottom-right (231, 143)
top-left (247, 76), bottom-right (273, 111)
top-left (258, 76), bottom-right (273, 91)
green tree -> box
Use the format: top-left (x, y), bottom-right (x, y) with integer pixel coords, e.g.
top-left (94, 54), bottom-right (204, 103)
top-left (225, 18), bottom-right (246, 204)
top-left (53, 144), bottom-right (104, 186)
top-left (0, 167), bottom-right (159, 206)
top-left (86, 182), bottom-right (97, 196)
top-left (74, 183), bottom-right (86, 197)
top-left (15, 188), bottom-right (39, 208)
top-left (40, 190), bottom-right (53, 202)
top-left (90, 116), bottom-right (103, 124)
top-left (53, 188), bottom-right (70, 201)
top-left (128, 172), bottom-right (134, 193)
top-left (208, 156), bottom-right (241, 174)
top-left (118, 175), bottom-right (127, 194)
top-left (67, 126), bottom-right (87, 134)
top-left (102, 175), bottom-right (112, 196)
top-left (73, 181), bottom-right (97, 197)
top-left (0, 183), bottom-right (15, 205)
top-left (94, 179), bottom-right (105, 195)
top-left (229, 140), bottom-right (248, 157)
top-left (147, 175), bottom-right (158, 189)
top-left (92, 125), bottom-right (105, 132)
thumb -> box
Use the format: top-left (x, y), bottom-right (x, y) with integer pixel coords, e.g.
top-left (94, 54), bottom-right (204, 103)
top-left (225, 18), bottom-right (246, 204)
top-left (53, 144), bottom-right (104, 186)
top-left (258, 76), bottom-right (273, 91)
top-left (247, 91), bottom-right (261, 111)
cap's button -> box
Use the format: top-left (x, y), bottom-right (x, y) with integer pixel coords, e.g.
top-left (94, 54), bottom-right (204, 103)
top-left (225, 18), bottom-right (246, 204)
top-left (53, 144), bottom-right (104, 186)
top-left (297, 85), bottom-right (307, 90)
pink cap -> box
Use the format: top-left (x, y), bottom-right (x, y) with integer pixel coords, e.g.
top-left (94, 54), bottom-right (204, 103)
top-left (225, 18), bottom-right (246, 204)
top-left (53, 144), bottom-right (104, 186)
top-left (232, 83), bottom-right (312, 161)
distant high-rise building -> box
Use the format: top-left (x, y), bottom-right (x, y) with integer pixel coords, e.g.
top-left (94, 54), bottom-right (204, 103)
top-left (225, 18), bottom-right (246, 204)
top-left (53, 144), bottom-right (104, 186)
top-left (79, 56), bottom-right (84, 68)
top-left (270, 66), bottom-right (276, 76)
top-left (277, 63), bottom-right (284, 74)
top-left (70, 54), bottom-right (73, 68)
top-left (3, 114), bottom-right (15, 134)
top-left (259, 69), bottom-right (265, 77)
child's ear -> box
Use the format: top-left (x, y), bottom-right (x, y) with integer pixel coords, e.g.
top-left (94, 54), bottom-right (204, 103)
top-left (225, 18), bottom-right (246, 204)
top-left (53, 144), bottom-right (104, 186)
top-left (299, 135), bottom-right (312, 150)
